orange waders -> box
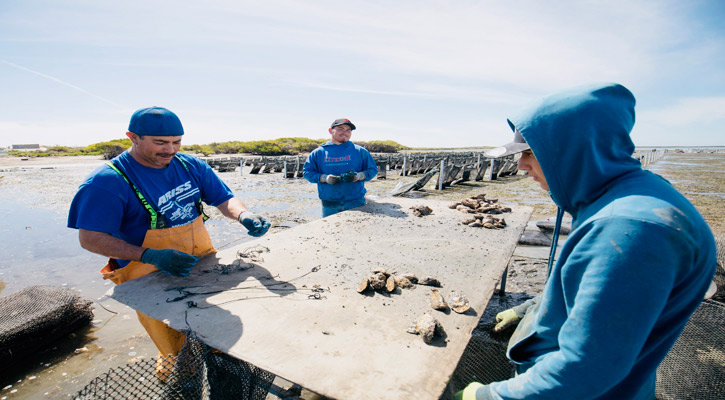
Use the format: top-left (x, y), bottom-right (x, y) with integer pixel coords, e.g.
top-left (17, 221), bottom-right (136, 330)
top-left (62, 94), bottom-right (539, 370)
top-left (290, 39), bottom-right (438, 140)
top-left (100, 215), bottom-right (215, 380)
top-left (100, 158), bottom-right (215, 381)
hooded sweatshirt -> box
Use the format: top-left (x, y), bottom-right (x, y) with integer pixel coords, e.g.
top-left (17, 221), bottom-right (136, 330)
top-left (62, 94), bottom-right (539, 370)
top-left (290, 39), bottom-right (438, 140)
top-left (476, 83), bottom-right (717, 399)
top-left (303, 141), bottom-right (378, 203)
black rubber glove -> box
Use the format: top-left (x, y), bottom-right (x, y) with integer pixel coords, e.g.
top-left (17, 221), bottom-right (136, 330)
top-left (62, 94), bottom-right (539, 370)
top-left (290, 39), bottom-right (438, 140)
top-left (141, 248), bottom-right (198, 277)
top-left (238, 211), bottom-right (271, 237)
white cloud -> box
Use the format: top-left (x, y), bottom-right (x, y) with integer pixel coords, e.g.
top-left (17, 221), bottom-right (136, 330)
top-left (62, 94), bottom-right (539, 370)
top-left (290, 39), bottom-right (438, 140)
top-left (639, 97), bottom-right (725, 126)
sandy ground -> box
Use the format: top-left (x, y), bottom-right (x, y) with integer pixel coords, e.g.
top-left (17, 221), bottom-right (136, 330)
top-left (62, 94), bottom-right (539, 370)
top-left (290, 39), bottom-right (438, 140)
top-left (0, 151), bottom-right (722, 399)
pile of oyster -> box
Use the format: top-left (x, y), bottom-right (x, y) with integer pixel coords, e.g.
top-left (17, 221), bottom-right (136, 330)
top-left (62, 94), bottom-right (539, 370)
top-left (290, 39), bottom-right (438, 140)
top-left (463, 214), bottom-right (507, 229)
top-left (356, 269), bottom-right (472, 345)
top-left (410, 205), bottom-right (433, 217)
top-left (450, 194), bottom-right (511, 229)
top-left (357, 269), bottom-right (441, 294)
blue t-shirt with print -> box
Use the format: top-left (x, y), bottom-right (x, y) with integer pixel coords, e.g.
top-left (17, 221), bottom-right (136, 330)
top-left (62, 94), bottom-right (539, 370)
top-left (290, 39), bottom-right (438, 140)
top-left (68, 151), bottom-right (233, 267)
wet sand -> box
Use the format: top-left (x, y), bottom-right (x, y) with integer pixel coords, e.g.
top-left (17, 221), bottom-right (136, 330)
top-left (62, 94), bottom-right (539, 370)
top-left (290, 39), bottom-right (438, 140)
top-left (0, 151), bottom-right (722, 399)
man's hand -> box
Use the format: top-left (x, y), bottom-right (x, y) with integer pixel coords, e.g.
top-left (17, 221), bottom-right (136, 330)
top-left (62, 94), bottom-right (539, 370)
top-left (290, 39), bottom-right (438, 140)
top-left (321, 174), bottom-right (341, 185)
top-left (454, 382), bottom-right (484, 400)
top-left (341, 170), bottom-right (366, 182)
top-left (141, 248), bottom-right (198, 277)
top-left (494, 308), bottom-right (522, 332)
top-left (238, 211), bottom-right (271, 237)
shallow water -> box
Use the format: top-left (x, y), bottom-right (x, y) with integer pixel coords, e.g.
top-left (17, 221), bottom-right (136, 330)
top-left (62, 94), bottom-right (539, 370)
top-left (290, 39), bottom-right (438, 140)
top-left (0, 150), bottom-right (723, 399)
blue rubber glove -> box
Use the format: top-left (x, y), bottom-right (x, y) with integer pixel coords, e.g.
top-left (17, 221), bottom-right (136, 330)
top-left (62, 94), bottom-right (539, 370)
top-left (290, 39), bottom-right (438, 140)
top-left (141, 248), bottom-right (197, 277)
top-left (238, 211), bottom-right (271, 237)
top-left (321, 174), bottom-right (341, 184)
top-left (454, 382), bottom-right (484, 400)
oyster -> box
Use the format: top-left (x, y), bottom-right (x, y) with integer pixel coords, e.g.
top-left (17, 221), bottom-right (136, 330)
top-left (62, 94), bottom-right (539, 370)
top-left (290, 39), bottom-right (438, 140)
top-left (369, 272), bottom-right (388, 291)
top-left (406, 313), bottom-right (444, 344)
top-left (357, 277), bottom-right (370, 293)
top-left (399, 274), bottom-right (418, 284)
top-left (385, 276), bottom-right (396, 292)
top-left (410, 205), bottom-right (433, 217)
top-left (429, 288), bottom-right (449, 311)
top-left (418, 276), bottom-right (441, 287)
top-left (394, 275), bottom-right (415, 289)
top-left (448, 291), bottom-right (471, 314)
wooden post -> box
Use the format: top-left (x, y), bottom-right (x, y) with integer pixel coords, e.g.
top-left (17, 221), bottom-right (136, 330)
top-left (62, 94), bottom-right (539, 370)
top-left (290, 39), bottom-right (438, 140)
top-left (437, 159), bottom-right (445, 190)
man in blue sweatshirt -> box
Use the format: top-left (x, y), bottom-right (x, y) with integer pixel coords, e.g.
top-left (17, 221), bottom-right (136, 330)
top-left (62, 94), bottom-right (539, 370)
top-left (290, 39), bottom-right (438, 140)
top-left (457, 83), bottom-right (717, 399)
top-left (303, 118), bottom-right (378, 217)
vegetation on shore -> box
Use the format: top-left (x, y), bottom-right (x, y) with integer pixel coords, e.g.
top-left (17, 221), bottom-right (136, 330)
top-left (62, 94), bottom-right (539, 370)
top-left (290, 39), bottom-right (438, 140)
top-left (8, 138), bottom-right (410, 159)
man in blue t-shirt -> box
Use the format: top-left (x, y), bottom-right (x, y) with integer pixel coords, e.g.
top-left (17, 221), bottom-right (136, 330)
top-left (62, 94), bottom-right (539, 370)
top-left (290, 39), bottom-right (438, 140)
top-left (68, 106), bottom-right (270, 379)
top-left (303, 118), bottom-right (378, 217)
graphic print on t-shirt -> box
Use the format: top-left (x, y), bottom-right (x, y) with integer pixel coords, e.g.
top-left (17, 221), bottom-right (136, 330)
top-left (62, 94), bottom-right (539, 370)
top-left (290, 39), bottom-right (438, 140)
top-left (157, 180), bottom-right (200, 222)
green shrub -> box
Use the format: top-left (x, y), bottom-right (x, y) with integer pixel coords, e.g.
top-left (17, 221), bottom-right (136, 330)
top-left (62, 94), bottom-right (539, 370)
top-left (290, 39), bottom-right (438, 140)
top-left (356, 140), bottom-right (409, 153)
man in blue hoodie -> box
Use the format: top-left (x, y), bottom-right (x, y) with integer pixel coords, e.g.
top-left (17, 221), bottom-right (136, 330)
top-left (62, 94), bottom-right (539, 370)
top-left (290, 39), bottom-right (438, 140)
top-left (456, 83), bottom-right (717, 399)
top-left (303, 118), bottom-right (378, 217)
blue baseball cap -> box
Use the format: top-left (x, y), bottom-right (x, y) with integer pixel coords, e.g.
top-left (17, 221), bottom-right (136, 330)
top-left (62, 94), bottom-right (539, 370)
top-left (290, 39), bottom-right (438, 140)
top-left (128, 107), bottom-right (184, 136)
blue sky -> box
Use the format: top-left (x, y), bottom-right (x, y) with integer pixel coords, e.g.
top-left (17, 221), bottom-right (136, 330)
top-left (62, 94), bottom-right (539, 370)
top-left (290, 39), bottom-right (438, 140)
top-left (1, 0), bottom-right (724, 148)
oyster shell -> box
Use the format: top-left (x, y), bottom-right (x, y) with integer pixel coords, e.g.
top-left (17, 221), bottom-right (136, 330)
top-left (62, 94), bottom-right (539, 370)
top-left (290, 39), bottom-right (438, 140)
top-left (394, 275), bottom-right (415, 289)
top-left (410, 205), bottom-right (433, 217)
top-left (429, 288), bottom-right (449, 311)
top-left (406, 313), bottom-right (444, 344)
top-left (419, 276), bottom-right (441, 287)
top-left (369, 272), bottom-right (387, 291)
top-left (448, 291), bottom-right (470, 314)
top-left (357, 277), bottom-right (369, 293)
top-left (385, 276), bottom-right (397, 292)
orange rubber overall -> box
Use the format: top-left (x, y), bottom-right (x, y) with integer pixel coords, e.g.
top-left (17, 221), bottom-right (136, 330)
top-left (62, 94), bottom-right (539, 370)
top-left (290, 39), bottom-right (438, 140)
top-left (100, 215), bottom-right (215, 380)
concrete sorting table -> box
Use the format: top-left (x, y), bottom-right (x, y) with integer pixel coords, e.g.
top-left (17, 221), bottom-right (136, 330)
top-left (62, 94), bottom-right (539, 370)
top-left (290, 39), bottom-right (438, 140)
top-left (110, 197), bottom-right (532, 399)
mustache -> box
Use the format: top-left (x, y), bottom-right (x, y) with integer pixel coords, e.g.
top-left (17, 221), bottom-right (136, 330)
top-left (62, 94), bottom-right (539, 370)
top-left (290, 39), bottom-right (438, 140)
top-left (155, 152), bottom-right (177, 157)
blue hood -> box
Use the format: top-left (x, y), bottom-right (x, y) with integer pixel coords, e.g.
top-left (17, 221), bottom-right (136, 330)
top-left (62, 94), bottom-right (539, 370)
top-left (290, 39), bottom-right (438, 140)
top-left (509, 83), bottom-right (641, 216)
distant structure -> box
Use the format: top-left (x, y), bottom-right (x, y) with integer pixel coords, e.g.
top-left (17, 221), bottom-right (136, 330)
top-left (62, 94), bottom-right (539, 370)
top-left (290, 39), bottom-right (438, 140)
top-left (11, 144), bottom-right (40, 150)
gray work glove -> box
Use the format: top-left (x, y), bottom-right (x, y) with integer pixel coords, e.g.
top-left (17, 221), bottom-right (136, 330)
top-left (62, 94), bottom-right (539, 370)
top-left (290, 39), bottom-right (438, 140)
top-left (238, 211), bottom-right (271, 237)
top-left (341, 170), bottom-right (366, 182)
top-left (141, 248), bottom-right (198, 277)
top-left (321, 174), bottom-right (341, 185)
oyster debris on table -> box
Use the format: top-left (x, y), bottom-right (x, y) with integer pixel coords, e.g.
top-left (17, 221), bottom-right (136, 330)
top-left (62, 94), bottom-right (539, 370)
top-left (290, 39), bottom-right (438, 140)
top-left (429, 288), bottom-right (449, 311)
top-left (448, 291), bottom-right (471, 314)
top-left (406, 313), bottom-right (445, 344)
